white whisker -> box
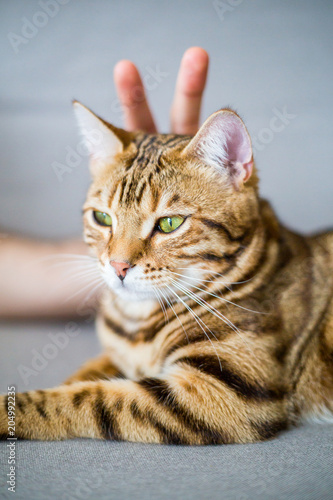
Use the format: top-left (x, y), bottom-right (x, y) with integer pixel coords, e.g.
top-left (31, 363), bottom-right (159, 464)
top-left (64, 276), bottom-right (104, 303)
top-left (166, 285), bottom-right (222, 371)
top-left (169, 270), bottom-right (252, 287)
top-left (170, 279), bottom-right (258, 359)
top-left (46, 253), bottom-right (98, 261)
top-left (25, 253), bottom-right (98, 267)
top-left (82, 280), bottom-right (106, 304)
top-left (47, 261), bottom-right (99, 271)
top-left (171, 280), bottom-right (234, 337)
top-left (59, 267), bottom-right (99, 280)
top-left (153, 286), bottom-right (169, 325)
top-left (50, 270), bottom-right (101, 296)
top-left (173, 276), bottom-right (265, 315)
top-left (159, 286), bottom-right (189, 344)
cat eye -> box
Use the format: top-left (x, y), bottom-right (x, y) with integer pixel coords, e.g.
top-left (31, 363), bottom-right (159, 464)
top-left (158, 216), bottom-right (185, 233)
top-left (93, 211), bottom-right (112, 227)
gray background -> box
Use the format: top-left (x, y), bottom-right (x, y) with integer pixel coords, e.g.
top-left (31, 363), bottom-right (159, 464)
top-left (0, 2), bottom-right (333, 499)
top-left (1, 0), bottom-right (332, 239)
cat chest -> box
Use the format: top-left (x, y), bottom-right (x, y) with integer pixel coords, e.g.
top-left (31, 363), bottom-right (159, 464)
top-left (97, 317), bottom-right (164, 380)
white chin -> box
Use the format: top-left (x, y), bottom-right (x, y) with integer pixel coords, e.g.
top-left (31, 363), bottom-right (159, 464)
top-left (110, 283), bottom-right (156, 302)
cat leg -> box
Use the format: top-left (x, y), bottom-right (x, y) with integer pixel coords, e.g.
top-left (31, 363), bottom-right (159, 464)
top-left (63, 354), bottom-right (122, 384)
top-left (0, 359), bottom-right (288, 443)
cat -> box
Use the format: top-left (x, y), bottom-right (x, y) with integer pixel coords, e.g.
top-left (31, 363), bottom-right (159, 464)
top-left (1, 102), bottom-right (332, 444)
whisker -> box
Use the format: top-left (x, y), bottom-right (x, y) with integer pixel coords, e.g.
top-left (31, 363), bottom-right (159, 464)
top-left (54, 269), bottom-right (101, 292)
top-left (169, 270), bottom-right (230, 288)
top-left (45, 253), bottom-right (98, 261)
top-left (47, 261), bottom-right (99, 271)
top-left (157, 286), bottom-right (170, 324)
top-left (59, 266), bottom-right (99, 279)
top-left (173, 276), bottom-right (265, 315)
top-left (166, 285), bottom-right (222, 371)
top-left (155, 287), bottom-right (169, 322)
top-left (171, 280), bottom-right (233, 337)
top-left (159, 287), bottom-right (189, 344)
top-left (64, 276), bottom-right (105, 303)
top-left (169, 270), bottom-right (252, 287)
top-left (37, 264), bottom-right (101, 304)
top-left (81, 280), bottom-right (106, 304)
top-left (171, 279), bottom-right (258, 359)
top-left (153, 286), bottom-right (168, 325)
top-left (176, 267), bottom-right (232, 278)
top-left (25, 253), bottom-right (98, 268)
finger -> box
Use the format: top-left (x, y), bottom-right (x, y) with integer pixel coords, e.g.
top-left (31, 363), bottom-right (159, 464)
top-left (170, 47), bottom-right (209, 135)
top-left (113, 60), bottom-right (157, 133)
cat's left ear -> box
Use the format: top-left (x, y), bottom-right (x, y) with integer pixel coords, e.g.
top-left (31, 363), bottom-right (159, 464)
top-left (73, 101), bottom-right (131, 176)
top-left (182, 109), bottom-right (253, 190)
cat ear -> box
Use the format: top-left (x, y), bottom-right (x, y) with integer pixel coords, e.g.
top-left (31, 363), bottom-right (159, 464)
top-left (182, 109), bottom-right (253, 190)
top-left (73, 101), bottom-right (128, 176)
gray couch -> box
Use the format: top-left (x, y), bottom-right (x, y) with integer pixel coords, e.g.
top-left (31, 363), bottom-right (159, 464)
top-left (1, 1), bottom-right (332, 498)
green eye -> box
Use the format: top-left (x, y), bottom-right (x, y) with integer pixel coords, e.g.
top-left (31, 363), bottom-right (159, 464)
top-left (158, 216), bottom-right (185, 233)
top-left (93, 211), bottom-right (112, 227)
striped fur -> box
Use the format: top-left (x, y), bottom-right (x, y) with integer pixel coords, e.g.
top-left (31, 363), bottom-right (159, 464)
top-left (1, 107), bottom-right (332, 443)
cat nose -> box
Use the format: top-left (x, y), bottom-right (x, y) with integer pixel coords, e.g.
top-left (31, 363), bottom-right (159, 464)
top-left (110, 261), bottom-right (131, 281)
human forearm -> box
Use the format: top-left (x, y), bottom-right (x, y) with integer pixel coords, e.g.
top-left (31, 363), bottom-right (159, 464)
top-left (0, 237), bottom-right (97, 319)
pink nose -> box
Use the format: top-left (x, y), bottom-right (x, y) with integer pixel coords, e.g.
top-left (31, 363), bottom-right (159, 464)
top-left (110, 261), bottom-right (131, 280)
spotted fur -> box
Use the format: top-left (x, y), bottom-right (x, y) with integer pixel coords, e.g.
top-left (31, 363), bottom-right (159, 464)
top-left (1, 104), bottom-right (332, 443)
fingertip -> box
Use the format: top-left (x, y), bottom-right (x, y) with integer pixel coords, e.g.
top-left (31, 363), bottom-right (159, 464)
top-left (113, 59), bottom-right (140, 85)
top-left (176, 47), bottom-right (209, 96)
top-left (182, 47), bottom-right (209, 69)
top-left (112, 59), bottom-right (156, 132)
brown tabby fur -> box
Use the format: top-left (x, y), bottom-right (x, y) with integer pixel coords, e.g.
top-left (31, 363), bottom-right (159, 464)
top-left (1, 106), bottom-right (332, 444)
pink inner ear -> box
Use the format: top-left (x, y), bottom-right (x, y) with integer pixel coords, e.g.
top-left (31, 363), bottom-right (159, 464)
top-left (185, 110), bottom-right (253, 187)
top-left (205, 112), bottom-right (253, 188)
top-left (225, 119), bottom-right (251, 164)
top-left (217, 114), bottom-right (252, 165)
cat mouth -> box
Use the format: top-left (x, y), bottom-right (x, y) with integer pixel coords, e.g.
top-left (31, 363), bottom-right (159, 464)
top-left (115, 286), bottom-right (157, 302)
top-left (104, 276), bottom-right (156, 300)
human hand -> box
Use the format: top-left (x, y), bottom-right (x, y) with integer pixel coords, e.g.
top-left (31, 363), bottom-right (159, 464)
top-left (113, 47), bottom-right (209, 135)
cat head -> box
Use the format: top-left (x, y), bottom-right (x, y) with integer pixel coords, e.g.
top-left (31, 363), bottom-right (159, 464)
top-left (74, 101), bottom-right (260, 301)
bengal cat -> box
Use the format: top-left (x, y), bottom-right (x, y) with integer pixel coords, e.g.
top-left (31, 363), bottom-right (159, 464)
top-left (1, 102), bottom-right (332, 444)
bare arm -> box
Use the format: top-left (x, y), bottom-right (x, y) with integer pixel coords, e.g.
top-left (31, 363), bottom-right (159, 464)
top-left (0, 236), bottom-right (93, 319)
